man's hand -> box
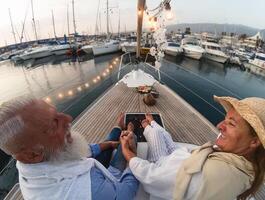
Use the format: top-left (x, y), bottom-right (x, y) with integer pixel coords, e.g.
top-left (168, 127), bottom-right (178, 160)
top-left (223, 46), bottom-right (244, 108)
top-left (120, 131), bottom-right (137, 161)
top-left (109, 141), bottom-right (120, 149)
top-left (99, 141), bottom-right (120, 151)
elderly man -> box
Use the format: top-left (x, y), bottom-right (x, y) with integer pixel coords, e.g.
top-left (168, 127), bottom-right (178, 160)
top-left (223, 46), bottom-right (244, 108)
top-left (121, 96), bottom-right (265, 200)
top-left (0, 96), bottom-right (138, 200)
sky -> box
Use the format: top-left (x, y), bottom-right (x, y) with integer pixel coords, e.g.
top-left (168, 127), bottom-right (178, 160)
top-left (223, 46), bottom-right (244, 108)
top-left (0, 0), bottom-right (265, 47)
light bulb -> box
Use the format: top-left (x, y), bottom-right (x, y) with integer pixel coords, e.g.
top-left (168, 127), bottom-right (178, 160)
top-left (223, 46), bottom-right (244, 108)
top-left (58, 93), bottom-right (64, 98)
top-left (45, 97), bottom-right (52, 103)
top-left (77, 86), bottom-right (82, 92)
top-left (68, 90), bottom-right (73, 96)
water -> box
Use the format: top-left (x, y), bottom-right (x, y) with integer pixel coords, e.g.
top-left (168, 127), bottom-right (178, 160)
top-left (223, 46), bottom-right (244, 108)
top-left (0, 53), bottom-right (122, 199)
top-left (1, 53), bottom-right (265, 198)
top-left (160, 56), bottom-right (265, 125)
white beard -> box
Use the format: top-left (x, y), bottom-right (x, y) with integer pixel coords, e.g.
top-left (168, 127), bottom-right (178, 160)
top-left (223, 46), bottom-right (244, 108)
top-left (44, 131), bottom-right (89, 163)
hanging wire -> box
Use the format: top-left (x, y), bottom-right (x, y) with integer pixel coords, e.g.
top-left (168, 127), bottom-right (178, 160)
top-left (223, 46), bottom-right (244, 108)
top-left (145, 0), bottom-right (172, 17)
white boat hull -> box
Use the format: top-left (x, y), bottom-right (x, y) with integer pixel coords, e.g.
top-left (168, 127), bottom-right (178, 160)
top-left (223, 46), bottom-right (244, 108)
top-left (81, 45), bottom-right (93, 54)
top-left (183, 48), bottom-right (203, 60)
top-left (20, 51), bottom-right (52, 60)
top-left (165, 48), bottom-right (182, 57)
top-left (249, 59), bottom-right (265, 69)
top-left (244, 62), bottom-right (265, 76)
top-left (93, 43), bottom-right (120, 56)
top-left (50, 45), bottom-right (71, 56)
top-left (204, 53), bottom-right (228, 63)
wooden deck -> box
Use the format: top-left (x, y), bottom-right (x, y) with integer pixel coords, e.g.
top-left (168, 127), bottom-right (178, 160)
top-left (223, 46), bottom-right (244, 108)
top-left (5, 81), bottom-right (265, 200)
top-left (72, 82), bottom-right (218, 145)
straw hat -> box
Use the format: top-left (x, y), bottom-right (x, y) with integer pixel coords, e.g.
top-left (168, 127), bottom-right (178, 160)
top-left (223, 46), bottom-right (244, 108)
top-left (214, 95), bottom-right (265, 148)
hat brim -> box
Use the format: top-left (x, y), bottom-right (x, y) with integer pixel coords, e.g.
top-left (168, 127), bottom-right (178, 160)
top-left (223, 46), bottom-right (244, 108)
top-left (214, 95), bottom-right (265, 148)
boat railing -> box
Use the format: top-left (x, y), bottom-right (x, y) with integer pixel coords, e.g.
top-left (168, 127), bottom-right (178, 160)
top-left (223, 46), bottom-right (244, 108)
top-left (117, 52), bottom-right (132, 80)
top-left (117, 52), bottom-right (161, 83)
top-left (116, 52), bottom-right (225, 117)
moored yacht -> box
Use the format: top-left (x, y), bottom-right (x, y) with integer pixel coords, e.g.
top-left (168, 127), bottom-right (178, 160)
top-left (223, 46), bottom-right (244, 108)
top-left (181, 37), bottom-right (205, 60)
top-left (247, 53), bottom-right (265, 69)
top-left (201, 42), bottom-right (229, 63)
top-left (164, 42), bottom-right (183, 57)
top-left (92, 40), bottom-right (121, 56)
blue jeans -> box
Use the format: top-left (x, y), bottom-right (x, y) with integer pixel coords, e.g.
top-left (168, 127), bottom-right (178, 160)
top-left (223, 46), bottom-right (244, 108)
top-left (95, 127), bottom-right (127, 171)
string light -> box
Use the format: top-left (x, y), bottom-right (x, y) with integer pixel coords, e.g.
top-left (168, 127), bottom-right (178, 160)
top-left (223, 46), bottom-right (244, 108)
top-left (43, 56), bottom-right (121, 104)
top-left (58, 93), bottom-right (64, 99)
top-left (68, 90), bottom-right (73, 96)
top-left (77, 86), bottom-right (82, 92)
top-left (145, 0), bottom-right (172, 18)
top-left (45, 97), bottom-right (52, 103)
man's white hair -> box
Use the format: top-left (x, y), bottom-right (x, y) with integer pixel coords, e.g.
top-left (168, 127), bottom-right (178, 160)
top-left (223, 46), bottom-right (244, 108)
top-left (0, 95), bottom-right (36, 155)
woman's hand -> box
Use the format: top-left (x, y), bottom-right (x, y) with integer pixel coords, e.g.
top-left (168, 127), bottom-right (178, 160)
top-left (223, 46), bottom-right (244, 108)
top-left (145, 113), bottom-right (154, 123)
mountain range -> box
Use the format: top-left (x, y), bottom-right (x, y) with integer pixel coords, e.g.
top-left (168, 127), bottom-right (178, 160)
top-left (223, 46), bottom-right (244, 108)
top-left (166, 23), bottom-right (265, 39)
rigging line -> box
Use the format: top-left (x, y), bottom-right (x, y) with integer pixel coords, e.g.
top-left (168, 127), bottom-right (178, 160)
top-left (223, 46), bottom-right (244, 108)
top-left (163, 59), bottom-right (242, 99)
top-left (140, 62), bottom-right (225, 116)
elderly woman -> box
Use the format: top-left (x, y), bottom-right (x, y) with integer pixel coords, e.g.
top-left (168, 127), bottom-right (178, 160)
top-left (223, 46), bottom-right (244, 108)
top-left (120, 96), bottom-right (265, 200)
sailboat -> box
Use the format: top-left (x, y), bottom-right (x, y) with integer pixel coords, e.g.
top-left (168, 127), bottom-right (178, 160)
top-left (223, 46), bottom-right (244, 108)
top-left (3, 1), bottom-right (265, 200)
top-left (49, 10), bottom-right (71, 56)
top-left (91, 0), bottom-right (121, 56)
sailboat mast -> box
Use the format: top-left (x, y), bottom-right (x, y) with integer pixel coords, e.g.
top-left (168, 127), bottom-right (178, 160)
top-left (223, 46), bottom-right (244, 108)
top-left (118, 9), bottom-right (120, 37)
top-left (8, 8), bottom-right (17, 45)
top-left (72, 0), bottom-right (77, 36)
top-left (20, 9), bottom-right (28, 43)
top-left (67, 4), bottom-right (70, 36)
top-left (31, 0), bottom-right (38, 41)
top-left (106, 0), bottom-right (110, 37)
top-left (51, 10), bottom-right (57, 39)
top-left (95, 0), bottom-right (101, 35)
